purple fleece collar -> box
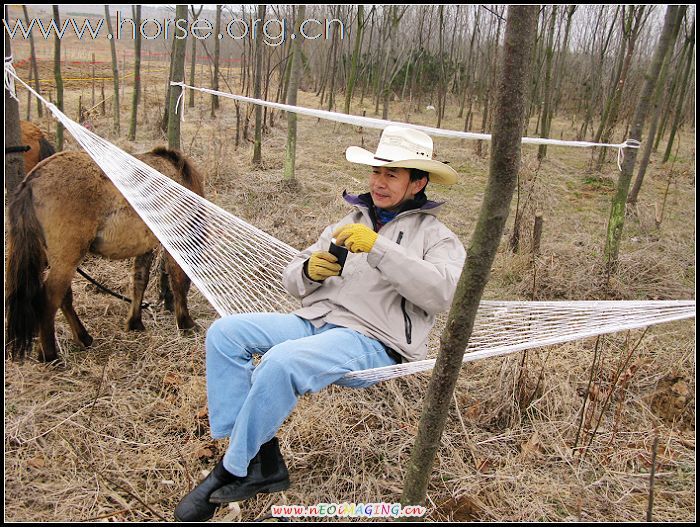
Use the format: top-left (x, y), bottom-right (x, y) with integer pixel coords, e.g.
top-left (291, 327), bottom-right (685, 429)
top-left (342, 191), bottom-right (444, 211)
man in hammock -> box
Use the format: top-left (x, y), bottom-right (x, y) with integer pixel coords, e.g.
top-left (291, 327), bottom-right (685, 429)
top-left (175, 125), bottom-right (466, 522)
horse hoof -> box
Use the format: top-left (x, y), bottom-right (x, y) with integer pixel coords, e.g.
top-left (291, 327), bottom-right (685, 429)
top-left (79, 333), bottom-right (94, 348)
top-left (126, 319), bottom-right (146, 331)
top-left (178, 318), bottom-right (200, 333)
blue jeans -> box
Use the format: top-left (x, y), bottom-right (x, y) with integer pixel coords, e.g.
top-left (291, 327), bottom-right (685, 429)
top-left (205, 313), bottom-right (398, 476)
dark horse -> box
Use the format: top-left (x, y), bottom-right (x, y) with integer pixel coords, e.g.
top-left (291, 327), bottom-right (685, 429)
top-left (20, 120), bottom-right (56, 173)
top-left (5, 147), bottom-right (205, 362)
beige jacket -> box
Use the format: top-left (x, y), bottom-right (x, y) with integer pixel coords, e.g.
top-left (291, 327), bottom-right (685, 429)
top-left (282, 195), bottom-right (466, 362)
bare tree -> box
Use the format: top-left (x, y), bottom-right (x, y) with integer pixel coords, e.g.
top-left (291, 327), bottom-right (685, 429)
top-left (252, 4), bottom-right (266, 165)
top-left (211, 4), bottom-right (222, 117)
top-left (400, 4), bottom-right (539, 508)
top-left (22, 5), bottom-right (42, 118)
top-left (53, 5), bottom-right (64, 150)
top-left (344, 5), bottom-right (364, 114)
top-left (128, 4), bottom-right (142, 141)
top-left (188, 4), bottom-right (204, 108)
top-left (604, 6), bottom-right (680, 273)
top-left (537, 5), bottom-right (558, 160)
top-left (283, 5), bottom-right (306, 181)
top-left (628, 6), bottom-right (686, 204)
top-left (662, 17), bottom-right (694, 163)
top-left (104, 5), bottom-right (120, 135)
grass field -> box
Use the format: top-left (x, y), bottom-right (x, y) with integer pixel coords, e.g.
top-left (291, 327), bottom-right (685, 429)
top-left (4, 18), bottom-right (696, 522)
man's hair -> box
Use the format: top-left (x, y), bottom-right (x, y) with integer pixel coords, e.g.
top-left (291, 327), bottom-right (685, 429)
top-left (410, 168), bottom-right (430, 183)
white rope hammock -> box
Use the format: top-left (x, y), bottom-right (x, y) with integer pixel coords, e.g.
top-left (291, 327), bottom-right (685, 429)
top-left (5, 65), bottom-right (694, 384)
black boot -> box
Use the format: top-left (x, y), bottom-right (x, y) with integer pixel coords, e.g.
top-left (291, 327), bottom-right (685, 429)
top-left (209, 437), bottom-right (290, 504)
top-left (174, 458), bottom-right (236, 522)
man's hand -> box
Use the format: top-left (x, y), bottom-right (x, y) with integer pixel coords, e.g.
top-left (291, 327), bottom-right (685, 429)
top-left (332, 223), bottom-right (378, 253)
top-left (306, 251), bottom-right (341, 282)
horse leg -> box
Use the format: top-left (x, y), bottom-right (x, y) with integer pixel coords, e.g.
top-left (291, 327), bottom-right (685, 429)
top-left (159, 257), bottom-right (175, 312)
top-left (60, 285), bottom-right (93, 348)
top-left (38, 268), bottom-right (77, 362)
top-left (164, 252), bottom-right (197, 331)
top-left (126, 250), bottom-right (155, 331)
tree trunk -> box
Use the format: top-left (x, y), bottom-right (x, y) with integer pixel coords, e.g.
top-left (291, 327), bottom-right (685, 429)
top-left (161, 35), bottom-right (177, 133)
top-left (283, 5), bottom-right (306, 181)
top-left (167, 5), bottom-right (188, 150)
top-left (188, 5), bottom-right (204, 108)
top-left (344, 5), bottom-right (364, 114)
top-left (5, 5), bottom-right (25, 192)
top-left (553, 6), bottom-right (576, 115)
top-left (400, 5), bottom-right (538, 508)
top-left (327, 7), bottom-right (340, 112)
top-left (104, 5), bottom-right (120, 135)
top-left (252, 4), bottom-right (266, 165)
top-left (538, 5), bottom-right (558, 160)
top-left (595, 6), bottom-right (648, 169)
top-left (211, 5), bottom-right (222, 117)
top-left (604, 6), bottom-right (679, 273)
top-left (662, 20), bottom-right (694, 164)
top-left (128, 5), bottom-right (142, 141)
top-left (53, 5), bottom-right (64, 151)
top-left (23, 5), bottom-right (43, 118)
top-left (627, 6), bottom-right (685, 205)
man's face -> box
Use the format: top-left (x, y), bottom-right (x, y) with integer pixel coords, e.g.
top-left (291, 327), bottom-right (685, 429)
top-left (369, 166), bottom-right (427, 210)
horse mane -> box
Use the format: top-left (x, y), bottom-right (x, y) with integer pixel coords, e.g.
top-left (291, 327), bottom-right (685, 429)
top-left (149, 147), bottom-right (205, 196)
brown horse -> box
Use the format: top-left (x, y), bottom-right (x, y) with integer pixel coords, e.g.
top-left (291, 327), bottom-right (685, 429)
top-left (20, 120), bottom-right (56, 173)
top-left (5, 147), bottom-right (205, 362)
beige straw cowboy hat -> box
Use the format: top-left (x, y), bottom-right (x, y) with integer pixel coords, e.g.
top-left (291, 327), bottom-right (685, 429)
top-left (345, 125), bottom-right (458, 185)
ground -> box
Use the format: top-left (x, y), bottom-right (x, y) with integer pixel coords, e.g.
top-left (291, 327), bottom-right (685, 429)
top-left (4, 22), bottom-right (696, 522)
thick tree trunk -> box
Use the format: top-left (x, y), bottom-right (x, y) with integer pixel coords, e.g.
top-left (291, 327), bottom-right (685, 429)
top-left (604, 6), bottom-right (680, 272)
top-left (400, 5), bottom-right (538, 508)
top-left (161, 35), bottom-right (177, 134)
top-left (167, 5), bottom-right (188, 150)
top-left (5, 5), bottom-right (25, 192)
top-left (283, 5), bottom-right (306, 181)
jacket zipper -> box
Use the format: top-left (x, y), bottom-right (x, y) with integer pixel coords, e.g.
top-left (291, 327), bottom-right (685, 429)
top-left (401, 298), bottom-right (412, 345)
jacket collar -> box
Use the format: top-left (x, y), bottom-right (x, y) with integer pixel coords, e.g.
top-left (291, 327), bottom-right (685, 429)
top-left (342, 191), bottom-right (444, 231)
top-left (342, 191), bottom-right (444, 214)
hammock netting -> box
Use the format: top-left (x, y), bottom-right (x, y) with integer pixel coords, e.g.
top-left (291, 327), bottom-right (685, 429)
top-left (5, 67), bottom-right (695, 383)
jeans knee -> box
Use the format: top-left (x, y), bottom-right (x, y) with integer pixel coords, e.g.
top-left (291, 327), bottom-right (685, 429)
top-left (206, 315), bottom-right (247, 357)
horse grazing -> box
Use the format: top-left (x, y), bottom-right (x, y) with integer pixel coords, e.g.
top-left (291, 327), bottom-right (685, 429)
top-left (5, 147), bottom-right (205, 362)
top-left (20, 120), bottom-right (56, 173)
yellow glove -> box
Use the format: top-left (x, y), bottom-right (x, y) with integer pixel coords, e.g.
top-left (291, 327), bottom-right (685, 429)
top-left (332, 223), bottom-right (378, 253)
top-left (306, 251), bottom-right (341, 282)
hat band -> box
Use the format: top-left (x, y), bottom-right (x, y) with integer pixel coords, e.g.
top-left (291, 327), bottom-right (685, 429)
top-left (374, 156), bottom-right (393, 162)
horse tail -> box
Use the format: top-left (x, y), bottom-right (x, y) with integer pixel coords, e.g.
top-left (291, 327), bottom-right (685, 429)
top-left (5, 182), bottom-right (47, 360)
top-left (38, 136), bottom-right (56, 162)
top-left (150, 146), bottom-right (205, 196)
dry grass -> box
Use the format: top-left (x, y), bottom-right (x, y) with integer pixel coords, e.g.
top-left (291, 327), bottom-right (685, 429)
top-left (4, 51), bottom-right (695, 522)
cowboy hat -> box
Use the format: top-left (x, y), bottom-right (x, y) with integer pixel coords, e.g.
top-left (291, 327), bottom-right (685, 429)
top-left (345, 125), bottom-right (458, 185)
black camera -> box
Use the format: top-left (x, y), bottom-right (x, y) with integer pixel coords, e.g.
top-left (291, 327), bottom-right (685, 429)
top-left (328, 238), bottom-right (348, 275)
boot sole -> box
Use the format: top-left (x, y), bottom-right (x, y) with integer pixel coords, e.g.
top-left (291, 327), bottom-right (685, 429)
top-left (209, 479), bottom-right (291, 504)
top-left (173, 508), bottom-right (217, 522)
